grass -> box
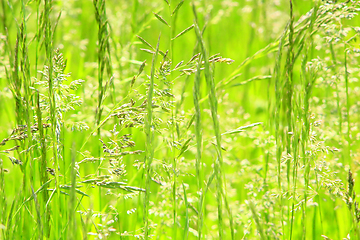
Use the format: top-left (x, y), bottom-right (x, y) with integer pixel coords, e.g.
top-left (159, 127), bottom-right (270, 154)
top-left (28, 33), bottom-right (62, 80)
top-left (1, 0), bottom-right (360, 239)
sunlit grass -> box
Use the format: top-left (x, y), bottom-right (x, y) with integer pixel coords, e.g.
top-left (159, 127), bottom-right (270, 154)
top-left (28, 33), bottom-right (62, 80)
top-left (1, 0), bottom-right (360, 239)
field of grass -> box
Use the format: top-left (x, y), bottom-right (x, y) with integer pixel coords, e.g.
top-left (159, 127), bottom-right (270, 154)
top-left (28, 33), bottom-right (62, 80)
top-left (1, 0), bottom-right (360, 239)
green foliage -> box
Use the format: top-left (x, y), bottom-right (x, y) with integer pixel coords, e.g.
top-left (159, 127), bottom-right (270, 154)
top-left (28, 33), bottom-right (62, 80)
top-left (1, 0), bottom-right (360, 240)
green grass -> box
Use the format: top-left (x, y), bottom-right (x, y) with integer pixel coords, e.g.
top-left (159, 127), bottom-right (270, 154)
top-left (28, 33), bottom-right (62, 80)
top-left (1, 0), bottom-right (360, 239)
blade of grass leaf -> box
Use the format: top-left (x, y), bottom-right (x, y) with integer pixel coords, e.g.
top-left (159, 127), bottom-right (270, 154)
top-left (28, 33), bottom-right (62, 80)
top-left (144, 33), bottom-right (160, 240)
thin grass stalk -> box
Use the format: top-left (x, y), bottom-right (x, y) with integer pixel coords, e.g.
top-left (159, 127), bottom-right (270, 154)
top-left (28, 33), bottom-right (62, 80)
top-left (312, 199), bottom-right (317, 239)
top-left (67, 142), bottom-right (77, 240)
top-left (301, 3), bottom-right (318, 237)
top-left (286, 0), bottom-right (294, 178)
top-left (273, 25), bottom-right (287, 240)
top-left (290, 132), bottom-right (299, 240)
top-left (93, 0), bottom-right (112, 219)
top-left (192, 4), bottom-right (234, 239)
top-left (193, 18), bottom-right (224, 240)
top-left (94, 0), bottom-right (104, 130)
top-left (31, 183), bottom-right (43, 240)
top-left (19, 1), bottom-right (39, 236)
top-left (0, 159), bottom-right (5, 239)
top-left (344, 50), bottom-right (351, 166)
top-left (286, 1), bottom-right (296, 238)
top-left (5, 195), bottom-right (17, 239)
top-left (198, 172), bottom-right (215, 239)
top-left (11, 9), bottom-right (26, 238)
top-left (182, 183), bottom-right (189, 240)
top-left (43, 0), bottom-right (62, 237)
top-left (34, 10), bottom-right (45, 227)
top-left (314, 167), bottom-right (324, 238)
top-left (93, 0), bottom-right (113, 133)
top-left (193, 53), bottom-right (203, 239)
top-left (176, 23), bottom-right (206, 115)
top-left (144, 34), bottom-right (160, 240)
top-left (301, 55), bottom-right (310, 239)
top-left (6, 3), bottom-right (29, 236)
top-left (19, 3), bottom-right (33, 179)
top-left (1, 5), bottom-right (27, 231)
top-left (13, 29), bottom-right (22, 127)
top-left (266, 30), bottom-right (274, 191)
top-left (36, 91), bottom-right (50, 236)
top-left (94, 0), bottom-right (105, 220)
top-left (248, 201), bottom-right (267, 240)
top-left (35, 0), bottom-right (41, 78)
top-left (169, 2), bottom-right (177, 238)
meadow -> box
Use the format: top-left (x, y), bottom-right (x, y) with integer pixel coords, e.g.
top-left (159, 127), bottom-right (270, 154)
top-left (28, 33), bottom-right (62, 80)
top-left (1, 0), bottom-right (360, 239)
